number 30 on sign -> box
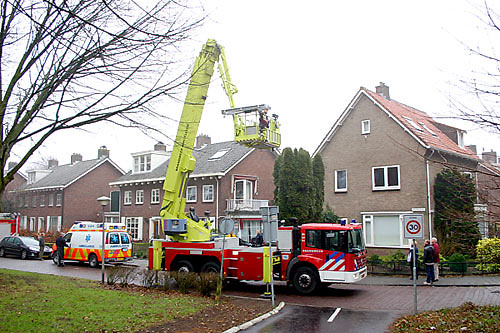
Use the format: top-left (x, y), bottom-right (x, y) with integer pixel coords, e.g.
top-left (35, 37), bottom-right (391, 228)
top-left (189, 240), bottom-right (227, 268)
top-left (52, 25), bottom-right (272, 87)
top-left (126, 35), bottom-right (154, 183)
top-left (403, 214), bottom-right (424, 239)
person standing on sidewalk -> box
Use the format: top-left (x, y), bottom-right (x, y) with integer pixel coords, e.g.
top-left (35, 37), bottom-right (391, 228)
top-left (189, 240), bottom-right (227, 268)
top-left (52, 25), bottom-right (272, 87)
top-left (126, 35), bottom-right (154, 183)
top-left (38, 232), bottom-right (45, 260)
top-left (431, 237), bottom-right (440, 281)
top-left (407, 240), bottom-right (419, 280)
top-left (423, 239), bottom-right (435, 285)
top-left (55, 233), bottom-right (67, 267)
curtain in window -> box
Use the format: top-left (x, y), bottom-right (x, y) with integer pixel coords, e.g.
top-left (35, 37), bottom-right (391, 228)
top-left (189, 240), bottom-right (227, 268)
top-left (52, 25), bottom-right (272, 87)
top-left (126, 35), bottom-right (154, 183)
top-left (373, 215), bottom-right (400, 246)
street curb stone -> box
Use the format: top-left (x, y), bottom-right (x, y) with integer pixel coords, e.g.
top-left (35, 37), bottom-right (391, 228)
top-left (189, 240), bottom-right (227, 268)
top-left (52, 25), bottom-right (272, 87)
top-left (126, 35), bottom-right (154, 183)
top-left (223, 301), bottom-right (286, 333)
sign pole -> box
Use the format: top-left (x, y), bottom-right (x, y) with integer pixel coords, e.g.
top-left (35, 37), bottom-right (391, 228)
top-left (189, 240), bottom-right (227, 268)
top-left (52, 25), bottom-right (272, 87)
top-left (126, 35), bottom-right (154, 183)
top-left (403, 214), bottom-right (424, 316)
top-left (412, 239), bottom-right (417, 315)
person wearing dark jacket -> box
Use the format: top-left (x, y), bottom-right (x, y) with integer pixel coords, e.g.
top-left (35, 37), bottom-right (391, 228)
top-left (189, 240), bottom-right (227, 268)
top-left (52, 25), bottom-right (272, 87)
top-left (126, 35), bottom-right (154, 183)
top-left (252, 230), bottom-right (263, 247)
top-left (423, 239), bottom-right (435, 285)
top-left (38, 232), bottom-right (45, 260)
top-left (55, 233), bottom-right (67, 267)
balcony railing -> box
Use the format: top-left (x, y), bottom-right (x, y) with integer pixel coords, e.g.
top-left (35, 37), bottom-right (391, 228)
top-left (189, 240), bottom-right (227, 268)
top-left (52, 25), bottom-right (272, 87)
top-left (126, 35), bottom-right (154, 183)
top-left (226, 199), bottom-right (269, 212)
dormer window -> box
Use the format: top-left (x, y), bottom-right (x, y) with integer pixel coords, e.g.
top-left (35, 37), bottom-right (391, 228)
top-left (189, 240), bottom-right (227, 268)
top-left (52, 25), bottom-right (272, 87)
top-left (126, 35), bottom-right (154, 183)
top-left (402, 116), bottom-right (423, 132)
top-left (133, 154), bottom-right (151, 173)
top-left (28, 172), bottom-right (36, 184)
top-left (457, 130), bottom-right (465, 148)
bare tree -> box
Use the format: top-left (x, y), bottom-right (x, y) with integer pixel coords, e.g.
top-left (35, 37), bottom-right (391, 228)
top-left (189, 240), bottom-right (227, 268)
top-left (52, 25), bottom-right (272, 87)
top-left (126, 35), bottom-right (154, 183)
top-left (0, 0), bottom-right (206, 209)
top-left (448, 1), bottom-right (500, 134)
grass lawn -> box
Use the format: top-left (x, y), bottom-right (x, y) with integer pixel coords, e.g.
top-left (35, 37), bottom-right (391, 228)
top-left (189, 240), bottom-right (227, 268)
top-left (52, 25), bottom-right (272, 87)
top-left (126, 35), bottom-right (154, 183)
top-left (0, 269), bottom-right (211, 332)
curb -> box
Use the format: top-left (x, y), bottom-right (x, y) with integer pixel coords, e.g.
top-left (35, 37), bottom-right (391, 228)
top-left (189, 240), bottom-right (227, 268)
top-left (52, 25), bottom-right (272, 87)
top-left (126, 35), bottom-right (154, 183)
top-left (223, 301), bottom-right (286, 333)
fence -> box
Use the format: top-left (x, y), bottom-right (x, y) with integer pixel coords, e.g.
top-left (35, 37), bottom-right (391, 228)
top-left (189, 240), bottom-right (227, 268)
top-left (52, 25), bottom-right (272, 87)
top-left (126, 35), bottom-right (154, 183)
top-left (367, 260), bottom-right (491, 276)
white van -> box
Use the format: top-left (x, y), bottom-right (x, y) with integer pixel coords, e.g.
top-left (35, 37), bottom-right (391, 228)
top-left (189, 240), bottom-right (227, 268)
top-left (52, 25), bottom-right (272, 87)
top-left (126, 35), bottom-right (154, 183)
top-left (54, 221), bottom-right (133, 267)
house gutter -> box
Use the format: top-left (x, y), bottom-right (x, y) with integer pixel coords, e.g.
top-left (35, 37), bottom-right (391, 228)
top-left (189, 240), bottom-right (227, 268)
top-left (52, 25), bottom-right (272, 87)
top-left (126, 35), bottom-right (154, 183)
top-left (425, 150), bottom-right (435, 240)
top-left (216, 176), bottom-right (220, 232)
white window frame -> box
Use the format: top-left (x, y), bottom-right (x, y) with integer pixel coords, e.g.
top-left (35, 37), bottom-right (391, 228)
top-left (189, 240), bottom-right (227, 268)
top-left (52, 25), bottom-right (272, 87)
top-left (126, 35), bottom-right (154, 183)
top-left (186, 186), bottom-right (197, 203)
top-left (372, 165), bottom-right (400, 191)
top-left (56, 193), bottom-right (62, 206)
top-left (457, 130), bottom-right (465, 148)
top-left (402, 116), bottom-right (423, 132)
top-left (361, 120), bottom-right (370, 134)
top-left (123, 191), bottom-right (132, 205)
top-left (48, 194), bottom-right (54, 207)
top-left (39, 194), bottom-right (45, 207)
top-left (135, 190), bottom-right (144, 205)
top-left (29, 217), bottom-right (36, 231)
top-left (202, 185), bottom-right (214, 202)
top-left (335, 169), bottom-right (347, 192)
top-left (133, 154), bottom-right (152, 173)
top-left (123, 216), bottom-right (143, 241)
top-left (151, 189), bottom-right (160, 204)
top-left (362, 214), bottom-right (410, 247)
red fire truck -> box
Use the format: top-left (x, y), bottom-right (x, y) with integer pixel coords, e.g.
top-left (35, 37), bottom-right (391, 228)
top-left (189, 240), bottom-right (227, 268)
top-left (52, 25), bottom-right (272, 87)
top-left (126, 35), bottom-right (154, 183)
top-left (0, 213), bottom-right (18, 239)
top-left (148, 40), bottom-right (367, 294)
top-left (149, 222), bottom-right (367, 294)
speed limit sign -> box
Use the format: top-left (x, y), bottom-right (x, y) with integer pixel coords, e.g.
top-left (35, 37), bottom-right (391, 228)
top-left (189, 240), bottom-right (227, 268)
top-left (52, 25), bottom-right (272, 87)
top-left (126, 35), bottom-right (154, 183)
top-left (403, 214), bottom-right (424, 239)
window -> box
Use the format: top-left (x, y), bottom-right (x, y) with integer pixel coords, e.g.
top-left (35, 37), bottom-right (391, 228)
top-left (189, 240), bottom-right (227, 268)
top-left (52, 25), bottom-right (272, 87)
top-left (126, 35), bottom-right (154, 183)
top-left (133, 154), bottom-right (152, 173)
top-left (418, 122), bottom-right (438, 137)
top-left (209, 149), bottom-right (230, 160)
top-left (335, 169), bottom-right (347, 192)
top-left (135, 190), bottom-right (144, 204)
top-left (235, 179), bottom-right (253, 201)
top-left (151, 189), bottom-right (160, 204)
top-left (186, 186), bottom-right (197, 202)
top-left (39, 195), bottom-right (45, 207)
top-left (402, 116), bottom-right (423, 132)
top-left (363, 214), bottom-right (407, 247)
top-left (457, 130), bottom-right (464, 148)
top-left (56, 193), bottom-right (62, 206)
top-left (241, 219), bottom-right (262, 243)
top-left (305, 230), bottom-right (345, 252)
top-left (29, 217), bottom-right (35, 231)
top-left (24, 196), bottom-right (28, 207)
top-left (203, 185), bottom-right (214, 202)
top-left (48, 216), bottom-right (59, 232)
top-left (372, 165), bottom-right (400, 190)
top-left (109, 233), bottom-right (120, 245)
top-left (361, 120), bottom-right (370, 134)
top-left (125, 217), bottom-right (142, 240)
top-left (124, 191), bottom-right (132, 205)
top-left (48, 194), bottom-right (54, 207)
top-left (120, 233), bottom-right (131, 244)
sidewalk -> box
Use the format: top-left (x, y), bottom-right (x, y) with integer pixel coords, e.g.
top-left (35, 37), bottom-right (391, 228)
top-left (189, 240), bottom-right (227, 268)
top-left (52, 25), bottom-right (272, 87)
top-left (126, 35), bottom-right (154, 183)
top-left (130, 259), bottom-right (500, 287)
top-left (358, 274), bottom-right (500, 287)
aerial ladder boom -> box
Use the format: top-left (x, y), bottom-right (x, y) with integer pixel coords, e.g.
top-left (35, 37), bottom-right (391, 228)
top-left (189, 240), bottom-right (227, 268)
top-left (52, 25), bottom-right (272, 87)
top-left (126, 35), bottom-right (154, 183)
top-left (160, 39), bottom-right (281, 242)
top-left (160, 39), bottom-right (229, 242)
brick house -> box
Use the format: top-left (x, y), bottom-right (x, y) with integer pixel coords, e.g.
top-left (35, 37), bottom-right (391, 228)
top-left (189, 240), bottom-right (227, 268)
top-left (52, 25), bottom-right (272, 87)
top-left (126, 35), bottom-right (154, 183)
top-left (110, 136), bottom-right (277, 242)
top-left (2, 162), bottom-right (27, 212)
top-left (14, 146), bottom-right (124, 233)
top-left (314, 83), bottom-right (484, 255)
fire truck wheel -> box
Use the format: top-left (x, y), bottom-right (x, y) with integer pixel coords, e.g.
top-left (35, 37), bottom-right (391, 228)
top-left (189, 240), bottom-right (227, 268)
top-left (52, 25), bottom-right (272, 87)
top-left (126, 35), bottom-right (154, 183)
top-left (88, 254), bottom-right (99, 268)
top-left (293, 266), bottom-right (319, 295)
top-left (200, 261), bottom-right (220, 273)
top-left (176, 260), bottom-right (194, 273)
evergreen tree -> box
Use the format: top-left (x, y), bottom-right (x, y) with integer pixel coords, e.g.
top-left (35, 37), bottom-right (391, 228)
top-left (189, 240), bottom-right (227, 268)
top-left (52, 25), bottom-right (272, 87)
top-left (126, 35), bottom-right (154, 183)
top-left (434, 168), bottom-right (480, 257)
top-left (274, 148), bottom-right (323, 224)
top-left (312, 154), bottom-right (325, 220)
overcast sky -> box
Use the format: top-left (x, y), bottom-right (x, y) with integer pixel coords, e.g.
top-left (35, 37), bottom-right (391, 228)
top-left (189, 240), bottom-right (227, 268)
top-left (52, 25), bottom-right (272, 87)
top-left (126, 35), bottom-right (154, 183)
top-left (27, 0), bottom-right (500, 171)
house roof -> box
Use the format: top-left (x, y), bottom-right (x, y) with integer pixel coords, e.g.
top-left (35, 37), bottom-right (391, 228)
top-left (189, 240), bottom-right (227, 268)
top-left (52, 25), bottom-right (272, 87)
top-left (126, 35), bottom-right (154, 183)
top-left (110, 141), bottom-right (254, 185)
top-left (314, 87), bottom-right (477, 160)
top-left (18, 158), bottom-right (124, 191)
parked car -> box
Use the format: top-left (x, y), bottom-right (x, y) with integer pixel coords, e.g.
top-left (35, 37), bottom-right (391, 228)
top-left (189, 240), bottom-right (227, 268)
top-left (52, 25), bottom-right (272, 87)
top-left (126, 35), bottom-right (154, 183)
top-left (0, 236), bottom-right (52, 259)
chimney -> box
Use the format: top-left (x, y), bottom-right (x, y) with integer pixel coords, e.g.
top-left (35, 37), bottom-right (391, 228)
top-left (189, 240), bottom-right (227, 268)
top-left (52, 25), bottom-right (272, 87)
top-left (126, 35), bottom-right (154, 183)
top-left (466, 145), bottom-right (477, 154)
top-left (154, 142), bottom-right (166, 152)
top-left (48, 158), bottom-right (58, 169)
top-left (98, 146), bottom-right (109, 159)
top-left (71, 153), bottom-right (83, 164)
top-left (482, 150), bottom-right (497, 164)
top-left (196, 134), bottom-right (211, 149)
top-left (7, 162), bottom-right (17, 170)
top-left (376, 82), bottom-right (390, 100)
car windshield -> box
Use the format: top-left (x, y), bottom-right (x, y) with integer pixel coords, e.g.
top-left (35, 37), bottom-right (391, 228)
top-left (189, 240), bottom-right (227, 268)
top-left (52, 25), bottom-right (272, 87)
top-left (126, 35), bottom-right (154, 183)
top-left (348, 229), bottom-right (365, 253)
top-left (19, 237), bottom-right (38, 246)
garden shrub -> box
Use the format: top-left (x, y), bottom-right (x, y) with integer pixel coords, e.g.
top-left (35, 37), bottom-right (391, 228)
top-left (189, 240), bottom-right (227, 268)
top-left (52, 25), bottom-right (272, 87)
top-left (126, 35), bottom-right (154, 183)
top-left (138, 268), bottom-right (157, 288)
top-left (475, 238), bottom-right (500, 273)
top-left (173, 271), bottom-right (200, 294)
top-left (367, 254), bottom-right (381, 265)
top-left (447, 253), bottom-right (468, 272)
top-left (198, 272), bottom-right (218, 297)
